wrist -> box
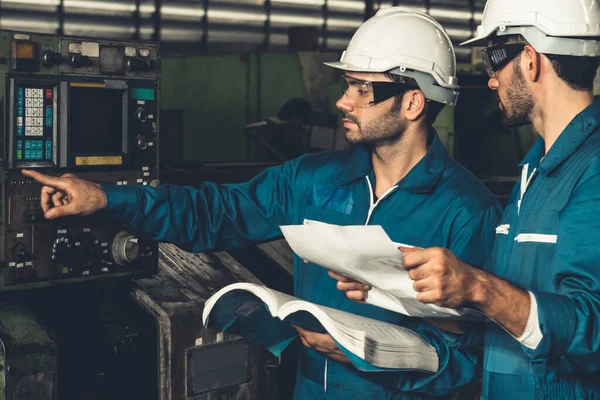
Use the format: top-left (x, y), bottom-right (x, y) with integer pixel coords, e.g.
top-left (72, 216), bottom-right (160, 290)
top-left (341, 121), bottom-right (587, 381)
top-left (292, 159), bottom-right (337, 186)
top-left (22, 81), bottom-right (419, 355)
top-left (467, 267), bottom-right (489, 307)
top-left (101, 191), bottom-right (108, 209)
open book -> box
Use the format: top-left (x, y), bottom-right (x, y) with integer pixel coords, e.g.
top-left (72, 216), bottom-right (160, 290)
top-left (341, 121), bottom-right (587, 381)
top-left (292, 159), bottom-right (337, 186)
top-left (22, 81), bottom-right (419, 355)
top-left (280, 220), bottom-right (485, 320)
top-left (202, 282), bottom-right (439, 373)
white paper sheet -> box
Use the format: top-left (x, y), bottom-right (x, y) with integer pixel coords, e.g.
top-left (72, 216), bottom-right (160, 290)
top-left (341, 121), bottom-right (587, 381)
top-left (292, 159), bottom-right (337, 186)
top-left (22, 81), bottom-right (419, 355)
top-left (280, 221), bottom-right (483, 319)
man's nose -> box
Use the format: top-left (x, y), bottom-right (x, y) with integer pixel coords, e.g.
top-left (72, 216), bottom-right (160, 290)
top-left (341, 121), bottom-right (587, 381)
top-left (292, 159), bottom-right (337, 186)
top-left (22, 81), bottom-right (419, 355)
top-left (336, 93), bottom-right (354, 113)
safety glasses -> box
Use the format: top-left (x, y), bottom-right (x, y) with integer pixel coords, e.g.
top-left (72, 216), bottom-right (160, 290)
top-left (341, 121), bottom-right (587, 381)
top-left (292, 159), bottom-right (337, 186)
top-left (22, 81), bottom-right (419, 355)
top-left (481, 43), bottom-right (526, 77)
top-left (341, 74), bottom-right (415, 108)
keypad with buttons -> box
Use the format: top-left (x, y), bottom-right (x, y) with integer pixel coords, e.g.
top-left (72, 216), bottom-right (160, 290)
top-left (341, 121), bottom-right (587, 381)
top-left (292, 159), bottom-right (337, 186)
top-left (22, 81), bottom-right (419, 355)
top-left (16, 86), bottom-right (55, 163)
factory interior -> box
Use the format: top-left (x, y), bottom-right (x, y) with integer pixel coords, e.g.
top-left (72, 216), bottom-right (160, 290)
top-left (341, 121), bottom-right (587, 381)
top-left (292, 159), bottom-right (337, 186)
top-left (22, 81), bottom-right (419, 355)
top-left (0, 1), bottom-right (599, 399)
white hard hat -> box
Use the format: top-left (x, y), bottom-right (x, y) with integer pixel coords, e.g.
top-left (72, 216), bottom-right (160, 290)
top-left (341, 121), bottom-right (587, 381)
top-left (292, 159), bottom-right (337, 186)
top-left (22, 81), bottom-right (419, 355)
top-left (325, 7), bottom-right (460, 106)
top-left (462, 0), bottom-right (600, 56)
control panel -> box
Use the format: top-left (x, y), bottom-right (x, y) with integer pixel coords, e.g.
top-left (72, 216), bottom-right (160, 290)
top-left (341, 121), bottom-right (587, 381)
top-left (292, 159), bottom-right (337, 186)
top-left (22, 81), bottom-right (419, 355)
top-left (0, 30), bottom-right (160, 290)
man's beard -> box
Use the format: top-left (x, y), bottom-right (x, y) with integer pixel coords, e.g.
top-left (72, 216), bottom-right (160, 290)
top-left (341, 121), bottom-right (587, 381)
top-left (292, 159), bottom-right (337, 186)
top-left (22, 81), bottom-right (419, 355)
top-left (343, 102), bottom-right (406, 146)
top-left (501, 62), bottom-right (534, 127)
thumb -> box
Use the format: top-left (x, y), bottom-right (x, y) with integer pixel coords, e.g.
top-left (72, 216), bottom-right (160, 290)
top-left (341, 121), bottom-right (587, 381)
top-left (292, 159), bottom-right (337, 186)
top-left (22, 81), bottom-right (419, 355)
top-left (398, 246), bottom-right (419, 253)
top-left (45, 202), bottom-right (78, 220)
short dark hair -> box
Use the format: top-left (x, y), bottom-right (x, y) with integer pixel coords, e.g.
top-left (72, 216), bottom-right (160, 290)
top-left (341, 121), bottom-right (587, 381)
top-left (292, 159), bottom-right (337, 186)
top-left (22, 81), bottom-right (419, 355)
top-left (384, 72), bottom-right (446, 125)
top-left (494, 34), bottom-right (600, 91)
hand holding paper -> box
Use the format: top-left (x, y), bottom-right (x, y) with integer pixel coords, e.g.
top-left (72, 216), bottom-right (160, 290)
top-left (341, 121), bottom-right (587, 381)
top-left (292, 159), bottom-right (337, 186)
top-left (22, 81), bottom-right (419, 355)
top-left (281, 221), bottom-right (485, 319)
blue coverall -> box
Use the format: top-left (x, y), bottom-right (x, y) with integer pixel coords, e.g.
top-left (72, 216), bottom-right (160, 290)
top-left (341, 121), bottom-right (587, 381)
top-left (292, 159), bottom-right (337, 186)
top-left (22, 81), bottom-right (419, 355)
top-left (102, 131), bottom-right (501, 399)
top-left (482, 99), bottom-right (600, 399)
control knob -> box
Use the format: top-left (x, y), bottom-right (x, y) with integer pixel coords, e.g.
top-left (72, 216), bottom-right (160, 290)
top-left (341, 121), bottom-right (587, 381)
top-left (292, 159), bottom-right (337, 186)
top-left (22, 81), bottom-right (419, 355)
top-left (70, 54), bottom-right (91, 68)
top-left (127, 58), bottom-right (155, 72)
top-left (112, 231), bottom-right (140, 266)
top-left (12, 243), bottom-right (31, 261)
top-left (42, 51), bottom-right (64, 67)
top-left (137, 136), bottom-right (148, 150)
top-left (135, 107), bottom-right (148, 123)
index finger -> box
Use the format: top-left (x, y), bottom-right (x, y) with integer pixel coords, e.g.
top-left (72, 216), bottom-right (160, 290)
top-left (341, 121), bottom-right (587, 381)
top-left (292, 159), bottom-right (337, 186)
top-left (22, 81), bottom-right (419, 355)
top-left (21, 169), bottom-right (68, 191)
top-left (291, 325), bottom-right (310, 335)
top-left (328, 271), bottom-right (355, 283)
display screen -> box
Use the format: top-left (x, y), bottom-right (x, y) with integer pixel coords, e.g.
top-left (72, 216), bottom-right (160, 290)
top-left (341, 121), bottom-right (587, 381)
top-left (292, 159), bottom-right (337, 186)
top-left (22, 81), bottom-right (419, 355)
top-left (69, 87), bottom-right (124, 155)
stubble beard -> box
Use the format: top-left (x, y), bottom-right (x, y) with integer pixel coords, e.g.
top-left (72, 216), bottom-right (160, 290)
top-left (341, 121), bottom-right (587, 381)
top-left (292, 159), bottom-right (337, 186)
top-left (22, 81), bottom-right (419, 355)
top-left (501, 62), bottom-right (534, 127)
top-left (343, 102), bottom-right (406, 146)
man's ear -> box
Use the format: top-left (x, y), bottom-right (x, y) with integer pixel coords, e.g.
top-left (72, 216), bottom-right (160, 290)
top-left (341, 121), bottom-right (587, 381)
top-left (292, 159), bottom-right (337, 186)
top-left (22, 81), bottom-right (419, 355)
top-left (522, 44), bottom-right (541, 82)
top-left (405, 90), bottom-right (427, 122)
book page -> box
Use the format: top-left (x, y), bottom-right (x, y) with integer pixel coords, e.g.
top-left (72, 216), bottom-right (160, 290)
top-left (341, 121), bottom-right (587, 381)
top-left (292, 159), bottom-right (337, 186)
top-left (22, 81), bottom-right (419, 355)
top-left (202, 283), bottom-right (299, 357)
top-left (279, 301), bottom-right (433, 348)
top-left (202, 282), bottom-right (297, 326)
top-left (278, 300), bottom-right (438, 372)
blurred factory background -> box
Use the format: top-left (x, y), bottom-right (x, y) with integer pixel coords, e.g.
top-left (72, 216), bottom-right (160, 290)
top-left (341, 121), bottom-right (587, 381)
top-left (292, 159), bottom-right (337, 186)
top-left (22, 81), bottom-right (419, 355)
top-left (1, 0), bottom-right (544, 197)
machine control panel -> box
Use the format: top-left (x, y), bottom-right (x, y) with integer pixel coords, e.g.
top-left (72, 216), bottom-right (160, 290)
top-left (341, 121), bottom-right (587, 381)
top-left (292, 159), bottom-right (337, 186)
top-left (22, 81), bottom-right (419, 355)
top-left (0, 30), bottom-right (161, 290)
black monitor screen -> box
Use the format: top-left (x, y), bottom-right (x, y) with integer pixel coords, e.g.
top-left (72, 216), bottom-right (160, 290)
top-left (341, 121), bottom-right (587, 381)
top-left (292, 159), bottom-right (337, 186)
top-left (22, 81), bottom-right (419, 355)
top-left (69, 87), bottom-right (124, 155)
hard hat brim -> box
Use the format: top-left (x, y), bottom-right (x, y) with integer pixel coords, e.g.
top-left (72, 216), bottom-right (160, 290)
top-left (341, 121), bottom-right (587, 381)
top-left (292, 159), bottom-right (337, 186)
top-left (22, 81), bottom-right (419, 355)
top-left (460, 26), bottom-right (497, 47)
top-left (460, 36), bottom-right (487, 46)
top-left (323, 61), bottom-right (387, 73)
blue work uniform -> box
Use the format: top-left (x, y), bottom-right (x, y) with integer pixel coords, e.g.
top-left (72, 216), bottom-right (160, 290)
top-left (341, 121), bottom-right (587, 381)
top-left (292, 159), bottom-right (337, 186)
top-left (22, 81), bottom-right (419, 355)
top-left (102, 130), bottom-right (501, 399)
top-left (483, 99), bottom-right (600, 399)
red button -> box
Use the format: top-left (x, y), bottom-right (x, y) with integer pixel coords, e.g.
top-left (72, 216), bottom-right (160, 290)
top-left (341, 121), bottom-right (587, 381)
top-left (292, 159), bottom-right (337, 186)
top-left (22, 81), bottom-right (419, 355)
top-left (45, 89), bottom-right (53, 99)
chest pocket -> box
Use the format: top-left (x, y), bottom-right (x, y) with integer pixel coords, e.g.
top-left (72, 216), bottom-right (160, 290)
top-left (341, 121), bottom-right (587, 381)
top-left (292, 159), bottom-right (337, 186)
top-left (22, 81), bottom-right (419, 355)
top-left (509, 209), bottom-right (559, 290)
top-left (489, 204), bottom-right (516, 278)
top-left (305, 184), bottom-right (356, 225)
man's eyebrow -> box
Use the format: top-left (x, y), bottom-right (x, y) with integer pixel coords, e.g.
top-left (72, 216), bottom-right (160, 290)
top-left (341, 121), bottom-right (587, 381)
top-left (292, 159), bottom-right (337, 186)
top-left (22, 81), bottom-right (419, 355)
top-left (344, 75), bottom-right (369, 83)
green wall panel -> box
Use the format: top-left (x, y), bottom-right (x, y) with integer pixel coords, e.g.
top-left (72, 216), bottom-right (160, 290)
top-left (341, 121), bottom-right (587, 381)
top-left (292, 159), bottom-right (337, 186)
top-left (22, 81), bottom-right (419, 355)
top-left (161, 55), bottom-right (250, 162)
top-left (161, 53), bottom-right (307, 162)
top-left (256, 54), bottom-right (307, 122)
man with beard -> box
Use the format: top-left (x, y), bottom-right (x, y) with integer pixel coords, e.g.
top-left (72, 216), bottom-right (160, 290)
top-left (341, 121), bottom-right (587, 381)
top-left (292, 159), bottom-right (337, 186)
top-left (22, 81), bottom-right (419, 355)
top-left (335, 1), bottom-right (600, 399)
top-left (21, 8), bottom-right (501, 399)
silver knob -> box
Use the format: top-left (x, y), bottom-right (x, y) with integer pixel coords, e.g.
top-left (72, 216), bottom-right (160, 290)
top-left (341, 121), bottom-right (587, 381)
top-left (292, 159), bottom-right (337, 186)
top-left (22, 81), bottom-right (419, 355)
top-left (111, 231), bottom-right (140, 266)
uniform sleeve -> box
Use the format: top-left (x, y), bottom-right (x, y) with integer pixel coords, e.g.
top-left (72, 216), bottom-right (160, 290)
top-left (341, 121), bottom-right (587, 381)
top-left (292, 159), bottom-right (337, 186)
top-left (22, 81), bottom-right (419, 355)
top-left (100, 158), bottom-right (310, 253)
top-left (432, 203), bottom-right (503, 351)
top-left (524, 171), bottom-right (600, 374)
top-left (369, 204), bottom-right (502, 396)
top-left (449, 202), bottom-right (504, 269)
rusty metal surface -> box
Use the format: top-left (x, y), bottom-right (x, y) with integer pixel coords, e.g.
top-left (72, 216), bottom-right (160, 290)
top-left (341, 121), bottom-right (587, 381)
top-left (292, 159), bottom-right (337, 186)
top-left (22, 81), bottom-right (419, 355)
top-left (130, 243), bottom-right (280, 400)
top-left (255, 240), bottom-right (294, 277)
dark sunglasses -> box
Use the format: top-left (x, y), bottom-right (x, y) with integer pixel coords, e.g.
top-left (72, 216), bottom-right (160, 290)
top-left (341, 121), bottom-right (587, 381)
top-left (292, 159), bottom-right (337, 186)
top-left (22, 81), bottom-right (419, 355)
top-left (481, 43), bottom-right (526, 77)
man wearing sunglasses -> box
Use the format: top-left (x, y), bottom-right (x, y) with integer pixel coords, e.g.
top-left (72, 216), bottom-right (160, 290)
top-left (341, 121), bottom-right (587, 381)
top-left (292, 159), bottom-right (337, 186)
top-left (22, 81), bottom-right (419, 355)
top-left (335, 0), bottom-right (600, 399)
top-left (20, 8), bottom-right (502, 399)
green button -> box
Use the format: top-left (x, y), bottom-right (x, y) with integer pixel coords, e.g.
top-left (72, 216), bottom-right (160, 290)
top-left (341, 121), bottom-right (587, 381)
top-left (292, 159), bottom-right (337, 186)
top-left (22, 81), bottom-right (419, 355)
top-left (130, 88), bottom-right (155, 101)
top-left (16, 150), bottom-right (23, 160)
